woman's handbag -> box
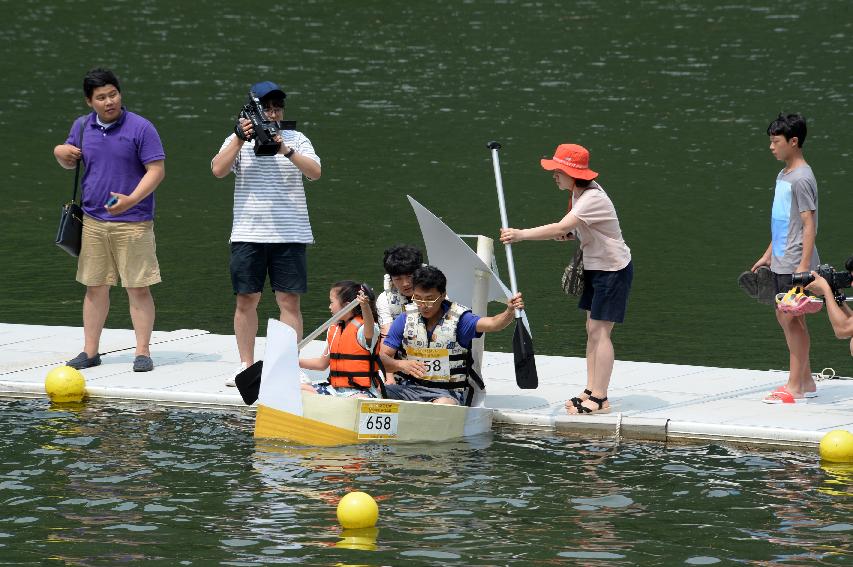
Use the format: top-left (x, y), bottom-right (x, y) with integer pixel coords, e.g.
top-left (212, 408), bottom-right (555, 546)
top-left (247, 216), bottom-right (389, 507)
top-left (561, 246), bottom-right (584, 297)
top-left (55, 118), bottom-right (85, 257)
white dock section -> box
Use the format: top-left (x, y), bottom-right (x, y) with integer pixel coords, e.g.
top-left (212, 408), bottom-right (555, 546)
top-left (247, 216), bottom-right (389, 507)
top-left (1, 323), bottom-right (851, 449)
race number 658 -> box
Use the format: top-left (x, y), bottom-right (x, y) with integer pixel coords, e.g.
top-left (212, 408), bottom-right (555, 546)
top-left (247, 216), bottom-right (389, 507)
top-left (364, 415), bottom-right (393, 431)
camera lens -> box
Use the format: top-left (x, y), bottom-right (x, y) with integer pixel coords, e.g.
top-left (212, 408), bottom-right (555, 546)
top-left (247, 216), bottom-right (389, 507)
top-left (791, 272), bottom-right (814, 286)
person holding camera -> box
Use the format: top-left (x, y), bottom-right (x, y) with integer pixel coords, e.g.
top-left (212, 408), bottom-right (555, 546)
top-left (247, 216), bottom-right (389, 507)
top-left (751, 114), bottom-right (820, 404)
top-left (52, 68), bottom-right (166, 373)
top-left (805, 262), bottom-right (853, 356)
top-left (211, 81), bottom-right (321, 386)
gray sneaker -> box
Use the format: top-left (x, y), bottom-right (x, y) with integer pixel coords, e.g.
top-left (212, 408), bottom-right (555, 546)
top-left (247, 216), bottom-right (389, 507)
top-left (133, 355), bottom-right (154, 372)
top-left (67, 351), bottom-right (101, 370)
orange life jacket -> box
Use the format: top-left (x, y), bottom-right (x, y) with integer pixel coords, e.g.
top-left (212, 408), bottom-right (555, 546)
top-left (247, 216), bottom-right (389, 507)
top-left (327, 316), bottom-right (379, 389)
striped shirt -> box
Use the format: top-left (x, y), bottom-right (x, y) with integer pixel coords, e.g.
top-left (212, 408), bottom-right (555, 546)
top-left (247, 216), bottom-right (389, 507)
top-left (219, 129), bottom-right (320, 243)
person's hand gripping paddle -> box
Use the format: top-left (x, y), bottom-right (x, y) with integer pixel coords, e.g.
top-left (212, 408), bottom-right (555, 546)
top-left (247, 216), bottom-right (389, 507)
top-left (487, 141), bottom-right (538, 389)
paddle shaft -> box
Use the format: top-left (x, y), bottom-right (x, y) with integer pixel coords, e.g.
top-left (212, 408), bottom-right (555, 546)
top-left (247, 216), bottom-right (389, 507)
top-left (489, 144), bottom-right (521, 318)
top-left (298, 297), bottom-right (360, 350)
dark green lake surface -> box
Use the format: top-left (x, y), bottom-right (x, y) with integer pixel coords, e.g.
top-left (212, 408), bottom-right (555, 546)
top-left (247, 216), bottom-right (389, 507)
top-left (2, 0), bottom-right (852, 372)
top-left (1, 399), bottom-right (851, 565)
top-left (2, 3), bottom-right (852, 565)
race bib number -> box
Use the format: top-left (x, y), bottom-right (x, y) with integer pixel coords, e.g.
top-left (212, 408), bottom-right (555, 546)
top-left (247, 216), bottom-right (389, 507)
top-left (357, 401), bottom-right (400, 439)
top-left (405, 346), bottom-right (450, 381)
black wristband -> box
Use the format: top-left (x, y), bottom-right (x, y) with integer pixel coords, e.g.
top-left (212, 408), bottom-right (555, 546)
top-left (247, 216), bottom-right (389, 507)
top-left (284, 148), bottom-right (295, 159)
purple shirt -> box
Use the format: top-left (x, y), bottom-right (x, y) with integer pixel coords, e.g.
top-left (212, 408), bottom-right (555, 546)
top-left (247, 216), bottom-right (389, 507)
top-left (383, 301), bottom-right (482, 351)
top-left (64, 109), bottom-right (165, 221)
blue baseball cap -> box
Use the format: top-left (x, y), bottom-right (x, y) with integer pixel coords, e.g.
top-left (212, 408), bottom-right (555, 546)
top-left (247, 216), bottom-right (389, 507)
top-left (250, 81), bottom-right (286, 100)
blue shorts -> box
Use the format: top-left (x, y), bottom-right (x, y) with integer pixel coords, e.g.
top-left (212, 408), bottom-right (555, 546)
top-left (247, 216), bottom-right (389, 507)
top-left (578, 261), bottom-right (633, 323)
top-left (230, 242), bottom-right (307, 295)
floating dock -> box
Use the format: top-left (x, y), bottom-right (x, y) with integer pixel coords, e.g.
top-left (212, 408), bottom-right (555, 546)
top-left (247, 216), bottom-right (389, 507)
top-left (1, 323), bottom-right (851, 450)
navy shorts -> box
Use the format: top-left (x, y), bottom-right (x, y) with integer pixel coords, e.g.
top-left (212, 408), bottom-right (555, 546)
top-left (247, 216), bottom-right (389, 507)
top-left (772, 272), bottom-right (794, 295)
top-left (230, 242), bottom-right (307, 295)
top-left (578, 261), bottom-right (633, 323)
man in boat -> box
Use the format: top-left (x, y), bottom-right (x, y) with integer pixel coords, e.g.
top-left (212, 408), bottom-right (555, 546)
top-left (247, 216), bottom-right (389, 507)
top-left (376, 244), bottom-right (423, 339)
top-left (379, 265), bottom-right (524, 405)
top-left (210, 81), bottom-right (322, 387)
top-left (52, 68), bottom-right (165, 373)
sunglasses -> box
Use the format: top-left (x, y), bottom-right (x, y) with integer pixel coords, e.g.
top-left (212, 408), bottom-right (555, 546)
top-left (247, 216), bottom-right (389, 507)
top-left (411, 295), bottom-right (442, 307)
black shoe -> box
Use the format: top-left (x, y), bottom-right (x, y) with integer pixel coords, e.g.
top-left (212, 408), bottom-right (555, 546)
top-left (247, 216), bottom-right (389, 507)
top-left (756, 266), bottom-right (777, 305)
top-left (133, 355), bottom-right (154, 372)
top-left (66, 351), bottom-right (101, 370)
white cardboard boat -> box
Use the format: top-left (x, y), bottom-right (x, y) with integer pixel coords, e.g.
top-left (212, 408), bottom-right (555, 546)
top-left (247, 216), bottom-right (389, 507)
top-left (253, 196), bottom-right (520, 446)
top-left (253, 319), bottom-right (493, 446)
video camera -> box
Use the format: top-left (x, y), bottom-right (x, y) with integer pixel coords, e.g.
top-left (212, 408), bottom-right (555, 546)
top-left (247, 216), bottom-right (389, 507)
top-left (791, 255), bottom-right (853, 304)
top-left (234, 91), bottom-right (297, 156)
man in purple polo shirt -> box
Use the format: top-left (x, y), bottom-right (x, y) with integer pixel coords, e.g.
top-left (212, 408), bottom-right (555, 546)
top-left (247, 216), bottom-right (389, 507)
top-left (53, 68), bottom-right (166, 372)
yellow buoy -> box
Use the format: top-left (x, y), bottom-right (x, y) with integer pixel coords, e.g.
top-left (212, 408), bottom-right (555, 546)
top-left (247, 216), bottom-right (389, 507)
top-left (45, 366), bottom-right (86, 403)
top-left (336, 491), bottom-right (379, 529)
top-left (819, 429), bottom-right (853, 463)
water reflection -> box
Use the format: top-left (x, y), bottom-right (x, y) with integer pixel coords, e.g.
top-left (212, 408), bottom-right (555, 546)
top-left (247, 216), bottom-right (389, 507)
top-left (1, 399), bottom-right (852, 563)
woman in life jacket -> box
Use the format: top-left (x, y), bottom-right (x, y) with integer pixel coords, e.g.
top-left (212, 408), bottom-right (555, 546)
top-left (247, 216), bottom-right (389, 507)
top-left (299, 281), bottom-right (385, 398)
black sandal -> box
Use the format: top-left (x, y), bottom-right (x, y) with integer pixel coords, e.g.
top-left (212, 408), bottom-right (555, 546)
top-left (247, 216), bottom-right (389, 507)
top-left (575, 394), bottom-right (609, 414)
top-left (567, 389), bottom-right (592, 410)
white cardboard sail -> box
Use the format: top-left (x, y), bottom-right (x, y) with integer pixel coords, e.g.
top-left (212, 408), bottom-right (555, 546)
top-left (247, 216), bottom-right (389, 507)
top-left (257, 319), bottom-right (303, 416)
top-left (407, 195), bottom-right (531, 335)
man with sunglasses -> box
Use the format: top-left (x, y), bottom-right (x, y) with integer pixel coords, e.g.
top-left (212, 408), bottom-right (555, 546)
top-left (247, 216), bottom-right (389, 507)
top-left (379, 265), bottom-right (524, 405)
top-left (211, 81), bottom-right (322, 387)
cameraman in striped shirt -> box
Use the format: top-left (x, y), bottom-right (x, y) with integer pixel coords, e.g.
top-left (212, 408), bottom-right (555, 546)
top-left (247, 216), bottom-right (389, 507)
top-left (211, 81), bottom-right (321, 386)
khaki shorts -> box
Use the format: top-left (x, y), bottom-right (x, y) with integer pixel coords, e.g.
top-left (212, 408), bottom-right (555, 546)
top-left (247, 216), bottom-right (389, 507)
top-left (77, 215), bottom-right (161, 287)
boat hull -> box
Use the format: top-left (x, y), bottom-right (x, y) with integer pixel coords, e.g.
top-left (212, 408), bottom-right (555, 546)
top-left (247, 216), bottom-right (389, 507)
top-left (255, 392), bottom-right (493, 446)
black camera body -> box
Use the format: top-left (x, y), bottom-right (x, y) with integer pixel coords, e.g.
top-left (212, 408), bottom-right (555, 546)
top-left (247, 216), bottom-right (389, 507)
top-left (235, 91), bottom-right (281, 156)
top-left (792, 258), bottom-right (853, 304)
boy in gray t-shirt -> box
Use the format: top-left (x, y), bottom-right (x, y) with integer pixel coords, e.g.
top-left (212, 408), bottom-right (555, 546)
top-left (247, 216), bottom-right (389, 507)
top-left (769, 165), bottom-right (819, 274)
top-left (751, 114), bottom-right (818, 403)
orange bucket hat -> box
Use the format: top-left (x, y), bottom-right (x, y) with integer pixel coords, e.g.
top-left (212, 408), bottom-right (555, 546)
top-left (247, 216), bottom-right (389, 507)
top-left (540, 144), bottom-right (598, 180)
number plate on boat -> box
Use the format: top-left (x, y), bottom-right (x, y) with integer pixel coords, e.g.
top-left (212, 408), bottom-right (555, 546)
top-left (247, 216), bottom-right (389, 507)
top-left (357, 401), bottom-right (400, 439)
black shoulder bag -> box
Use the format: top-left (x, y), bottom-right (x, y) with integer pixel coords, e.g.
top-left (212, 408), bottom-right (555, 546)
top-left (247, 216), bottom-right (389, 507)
top-left (561, 245), bottom-right (584, 297)
top-left (55, 118), bottom-right (86, 257)
top-left (559, 196), bottom-right (584, 297)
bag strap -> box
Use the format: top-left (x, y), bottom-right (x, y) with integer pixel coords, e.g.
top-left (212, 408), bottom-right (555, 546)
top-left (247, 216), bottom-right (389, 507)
top-left (71, 116), bottom-right (86, 204)
top-left (568, 181), bottom-right (605, 254)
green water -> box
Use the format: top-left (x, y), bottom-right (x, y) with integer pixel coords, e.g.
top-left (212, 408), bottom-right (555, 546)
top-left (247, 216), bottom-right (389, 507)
top-left (2, 0), bottom-right (852, 372)
top-left (1, 399), bottom-right (851, 565)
